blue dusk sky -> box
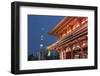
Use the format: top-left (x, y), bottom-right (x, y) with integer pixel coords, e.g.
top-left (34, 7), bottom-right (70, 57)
top-left (28, 15), bottom-right (64, 55)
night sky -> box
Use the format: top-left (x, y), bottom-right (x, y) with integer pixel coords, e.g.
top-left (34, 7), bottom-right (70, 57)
top-left (28, 15), bottom-right (64, 55)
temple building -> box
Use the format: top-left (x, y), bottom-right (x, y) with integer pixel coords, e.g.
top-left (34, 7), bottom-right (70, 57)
top-left (47, 16), bottom-right (88, 59)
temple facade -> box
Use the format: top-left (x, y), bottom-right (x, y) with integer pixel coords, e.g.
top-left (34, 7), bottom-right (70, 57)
top-left (47, 16), bottom-right (88, 59)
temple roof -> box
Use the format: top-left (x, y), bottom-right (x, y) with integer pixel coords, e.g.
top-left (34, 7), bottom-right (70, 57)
top-left (48, 16), bottom-right (87, 38)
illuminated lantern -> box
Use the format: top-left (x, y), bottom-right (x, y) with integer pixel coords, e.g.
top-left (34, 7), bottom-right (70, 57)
top-left (47, 48), bottom-right (51, 56)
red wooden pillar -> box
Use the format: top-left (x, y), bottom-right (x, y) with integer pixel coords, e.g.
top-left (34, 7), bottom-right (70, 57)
top-left (78, 39), bottom-right (84, 58)
top-left (59, 48), bottom-right (64, 60)
top-left (70, 44), bottom-right (73, 59)
top-left (63, 50), bottom-right (66, 59)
